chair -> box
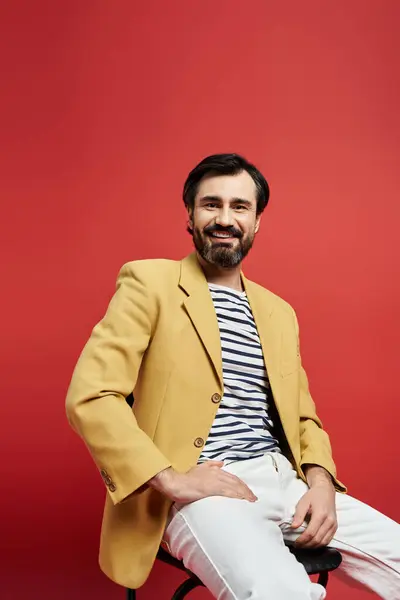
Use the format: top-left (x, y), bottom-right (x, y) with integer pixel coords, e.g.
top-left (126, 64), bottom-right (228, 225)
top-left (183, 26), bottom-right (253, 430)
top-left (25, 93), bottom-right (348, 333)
top-left (126, 542), bottom-right (342, 599)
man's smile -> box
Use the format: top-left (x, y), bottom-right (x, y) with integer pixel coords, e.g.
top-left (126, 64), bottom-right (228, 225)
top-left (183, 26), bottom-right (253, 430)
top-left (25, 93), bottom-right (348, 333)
top-left (206, 231), bottom-right (239, 242)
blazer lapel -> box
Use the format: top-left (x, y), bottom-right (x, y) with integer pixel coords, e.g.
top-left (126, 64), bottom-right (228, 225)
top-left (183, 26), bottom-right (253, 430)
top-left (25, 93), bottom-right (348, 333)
top-left (179, 254), bottom-right (223, 387)
top-left (242, 276), bottom-right (282, 405)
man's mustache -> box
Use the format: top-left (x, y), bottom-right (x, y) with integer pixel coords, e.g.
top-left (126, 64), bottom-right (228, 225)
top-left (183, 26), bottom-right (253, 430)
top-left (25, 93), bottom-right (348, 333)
top-left (203, 225), bottom-right (243, 238)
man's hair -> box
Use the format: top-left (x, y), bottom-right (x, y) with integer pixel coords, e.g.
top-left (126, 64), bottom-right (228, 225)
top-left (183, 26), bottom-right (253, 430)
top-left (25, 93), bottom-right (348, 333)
top-left (182, 153), bottom-right (270, 215)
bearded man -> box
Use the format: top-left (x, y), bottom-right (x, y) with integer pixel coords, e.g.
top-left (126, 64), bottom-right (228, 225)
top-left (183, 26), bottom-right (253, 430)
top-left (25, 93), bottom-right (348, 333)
top-left (66, 153), bottom-right (400, 599)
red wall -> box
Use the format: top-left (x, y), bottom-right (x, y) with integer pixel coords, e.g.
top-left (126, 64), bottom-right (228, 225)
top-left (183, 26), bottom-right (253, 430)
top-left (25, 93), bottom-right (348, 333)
top-left (2, 2), bottom-right (399, 598)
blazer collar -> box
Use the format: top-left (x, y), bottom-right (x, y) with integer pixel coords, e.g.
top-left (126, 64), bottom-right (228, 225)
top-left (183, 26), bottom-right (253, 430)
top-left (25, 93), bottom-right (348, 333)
top-left (242, 276), bottom-right (281, 393)
top-left (179, 253), bottom-right (279, 391)
top-left (179, 252), bottom-right (209, 296)
top-left (179, 253), bottom-right (224, 387)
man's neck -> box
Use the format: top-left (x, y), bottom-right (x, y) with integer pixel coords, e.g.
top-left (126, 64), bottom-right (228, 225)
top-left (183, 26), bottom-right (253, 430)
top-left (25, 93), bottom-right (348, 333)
top-left (196, 253), bottom-right (243, 292)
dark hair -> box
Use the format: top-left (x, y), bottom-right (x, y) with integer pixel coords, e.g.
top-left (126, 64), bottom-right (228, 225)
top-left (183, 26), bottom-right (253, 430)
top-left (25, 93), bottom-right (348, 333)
top-left (183, 153), bottom-right (270, 215)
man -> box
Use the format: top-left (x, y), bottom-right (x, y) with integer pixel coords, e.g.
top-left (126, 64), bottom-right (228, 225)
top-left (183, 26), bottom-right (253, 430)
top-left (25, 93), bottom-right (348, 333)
top-left (66, 153), bottom-right (400, 599)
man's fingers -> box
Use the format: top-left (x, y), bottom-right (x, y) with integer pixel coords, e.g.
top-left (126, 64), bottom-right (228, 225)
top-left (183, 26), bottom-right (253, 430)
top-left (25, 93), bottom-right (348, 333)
top-left (218, 485), bottom-right (250, 500)
top-left (301, 523), bottom-right (336, 548)
top-left (196, 462), bottom-right (258, 501)
top-left (219, 472), bottom-right (258, 500)
top-left (295, 513), bottom-right (325, 546)
top-left (291, 498), bottom-right (310, 529)
top-left (216, 474), bottom-right (257, 501)
top-left (317, 519), bottom-right (337, 547)
top-left (320, 528), bottom-right (336, 547)
top-left (296, 513), bottom-right (336, 547)
top-left (300, 529), bottom-right (326, 548)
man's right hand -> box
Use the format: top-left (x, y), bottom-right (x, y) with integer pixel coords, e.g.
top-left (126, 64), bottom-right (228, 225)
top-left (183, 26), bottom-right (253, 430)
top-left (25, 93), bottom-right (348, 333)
top-left (149, 461), bottom-right (258, 505)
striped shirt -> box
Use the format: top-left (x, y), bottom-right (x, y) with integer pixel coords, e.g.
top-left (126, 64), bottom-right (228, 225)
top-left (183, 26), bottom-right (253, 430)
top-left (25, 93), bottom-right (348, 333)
top-left (198, 283), bottom-right (280, 464)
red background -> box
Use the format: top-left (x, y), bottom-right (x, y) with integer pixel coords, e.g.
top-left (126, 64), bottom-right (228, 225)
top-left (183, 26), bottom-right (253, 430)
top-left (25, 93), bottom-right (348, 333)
top-left (1, 1), bottom-right (399, 598)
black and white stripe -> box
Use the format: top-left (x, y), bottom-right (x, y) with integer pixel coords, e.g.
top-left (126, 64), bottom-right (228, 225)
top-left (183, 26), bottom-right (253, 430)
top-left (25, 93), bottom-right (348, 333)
top-left (198, 284), bottom-right (280, 464)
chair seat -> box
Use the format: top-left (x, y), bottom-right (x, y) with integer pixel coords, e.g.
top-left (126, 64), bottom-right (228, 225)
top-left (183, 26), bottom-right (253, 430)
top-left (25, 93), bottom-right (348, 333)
top-left (286, 542), bottom-right (342, 575)
top-left (157, 541), bottom-right (342, 579)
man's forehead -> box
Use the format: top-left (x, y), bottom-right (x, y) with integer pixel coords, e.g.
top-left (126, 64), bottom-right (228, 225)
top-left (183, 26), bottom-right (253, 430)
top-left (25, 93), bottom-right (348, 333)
top-left (196, 171), bottom-right (257, 202)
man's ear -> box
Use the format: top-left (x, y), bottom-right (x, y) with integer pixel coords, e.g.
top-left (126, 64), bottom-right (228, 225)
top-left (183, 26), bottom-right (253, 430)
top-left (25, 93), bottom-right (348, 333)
top-left (255, 214), bottom-right (262, 234)
top-left (186, 208), bottom-right (194, 235)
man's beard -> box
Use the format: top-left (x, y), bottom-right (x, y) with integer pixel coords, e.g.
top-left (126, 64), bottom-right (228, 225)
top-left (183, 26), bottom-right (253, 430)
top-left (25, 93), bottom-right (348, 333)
top-left (192, 224), bottom-right (255, 268)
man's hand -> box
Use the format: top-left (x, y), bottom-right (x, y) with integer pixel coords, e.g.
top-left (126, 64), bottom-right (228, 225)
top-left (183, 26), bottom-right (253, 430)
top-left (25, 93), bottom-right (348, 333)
top-left (149, 461), bottom-right (258, 505)
top-left (291, 465), bottom-right (337, 548)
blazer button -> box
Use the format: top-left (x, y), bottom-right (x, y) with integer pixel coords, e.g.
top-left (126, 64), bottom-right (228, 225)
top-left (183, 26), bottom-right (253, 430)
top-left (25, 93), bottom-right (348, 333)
top-left (104, 476), bottom-right (113, 486)
top-left (100, 469), bottom-right (107, 478)
top-left (109, 483), bottom-right (117, 492)
top-left (211, 393), bottom-right (221, 404)
top-left (194, 437), bottom-right (204, 448)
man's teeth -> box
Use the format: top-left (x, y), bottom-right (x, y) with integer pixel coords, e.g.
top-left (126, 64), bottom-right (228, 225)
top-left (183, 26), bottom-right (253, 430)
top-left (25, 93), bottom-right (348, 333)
top-left (211, 232), bottom-right (233, 237)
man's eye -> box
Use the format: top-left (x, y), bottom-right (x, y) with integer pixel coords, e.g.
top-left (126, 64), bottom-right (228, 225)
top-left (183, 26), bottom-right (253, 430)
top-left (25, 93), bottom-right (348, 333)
top-left (235, 205), bottom-right (247, 211)
top-left (205, 203), bottom-right (218, 208)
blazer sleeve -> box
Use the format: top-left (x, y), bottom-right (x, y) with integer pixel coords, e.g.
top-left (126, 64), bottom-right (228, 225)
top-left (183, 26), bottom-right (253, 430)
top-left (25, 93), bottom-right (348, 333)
top-left (293, 311), bottom-right (347, 493)
top-left (65, 262), bottom-right (171, 505)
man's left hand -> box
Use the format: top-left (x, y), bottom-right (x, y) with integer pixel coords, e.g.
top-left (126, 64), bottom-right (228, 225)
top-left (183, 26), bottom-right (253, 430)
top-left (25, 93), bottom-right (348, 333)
top-left (291, 465), bottom-right (338, 548)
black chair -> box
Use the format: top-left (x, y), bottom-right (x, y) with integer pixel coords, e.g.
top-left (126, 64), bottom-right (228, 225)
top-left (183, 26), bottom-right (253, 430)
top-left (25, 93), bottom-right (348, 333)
top-left (126, 542), bottom-right (342, 599)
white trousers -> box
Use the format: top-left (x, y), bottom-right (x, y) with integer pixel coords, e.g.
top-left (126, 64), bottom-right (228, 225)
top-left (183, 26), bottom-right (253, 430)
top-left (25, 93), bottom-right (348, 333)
top-left (163, 453), bottom-right (400, 599)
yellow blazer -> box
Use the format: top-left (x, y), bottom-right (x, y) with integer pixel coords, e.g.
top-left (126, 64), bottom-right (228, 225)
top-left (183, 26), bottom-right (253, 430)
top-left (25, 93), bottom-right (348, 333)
top-left (66, 253), bottom-right (345, 589)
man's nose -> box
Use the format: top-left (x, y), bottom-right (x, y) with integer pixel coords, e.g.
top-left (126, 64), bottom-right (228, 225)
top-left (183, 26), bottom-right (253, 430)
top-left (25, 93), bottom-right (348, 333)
top-left (215, 208), bottom-right (234, 227)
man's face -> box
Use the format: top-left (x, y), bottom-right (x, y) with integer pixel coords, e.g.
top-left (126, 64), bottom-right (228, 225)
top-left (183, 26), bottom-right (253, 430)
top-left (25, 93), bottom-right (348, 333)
top-left (189, 170), bottom-right (261, 268)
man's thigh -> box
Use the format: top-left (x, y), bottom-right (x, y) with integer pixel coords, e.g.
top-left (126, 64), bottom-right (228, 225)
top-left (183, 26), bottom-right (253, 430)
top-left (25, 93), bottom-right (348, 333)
top-left (163, 456), bottom-right (326, 600)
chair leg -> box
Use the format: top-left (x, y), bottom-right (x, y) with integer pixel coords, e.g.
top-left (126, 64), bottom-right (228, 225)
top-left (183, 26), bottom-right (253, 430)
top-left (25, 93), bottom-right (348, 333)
top-left (171, 577), bottom-right (203, 600)
top-left (317, 571), bottom-right (329, 588)
top-left (126, 589), bottom-right (136, 600)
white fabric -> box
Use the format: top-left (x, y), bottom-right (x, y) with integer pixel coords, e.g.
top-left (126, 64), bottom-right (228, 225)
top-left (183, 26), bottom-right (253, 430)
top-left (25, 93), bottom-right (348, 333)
top-left (163, 453), bottom-right (400, 599)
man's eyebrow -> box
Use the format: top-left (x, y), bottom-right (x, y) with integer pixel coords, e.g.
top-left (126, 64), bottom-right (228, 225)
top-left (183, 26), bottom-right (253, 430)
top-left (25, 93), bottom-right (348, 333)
top-left (199, 195), bottom-right (221, 202)
top-left (199, 195), bottom-right (252, 205)
top-left (231, 198), bottom-right (252, 206)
